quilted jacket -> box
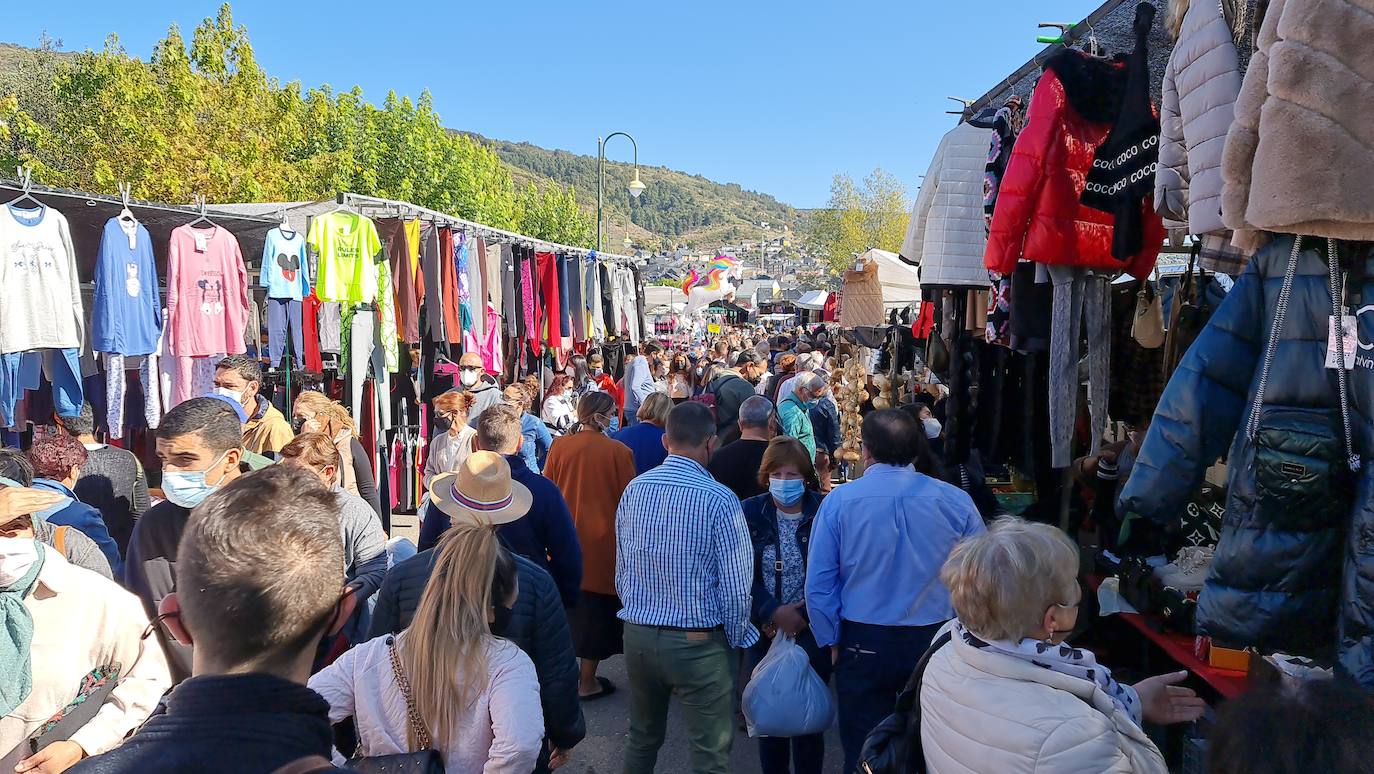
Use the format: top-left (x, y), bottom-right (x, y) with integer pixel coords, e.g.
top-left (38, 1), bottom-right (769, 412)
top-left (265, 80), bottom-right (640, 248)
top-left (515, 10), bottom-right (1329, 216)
top-left (1222, 0), bottom-right (1374, 250)
top-left (920, 627), bottom-right (1167, 774)
top-left (901, 121), bottom-right (994, 291)
top-left (1155, 0), bottom-right (1244, 237)
top-left (1119, 235), bottom-right (1374, 684)
top-left (368, 548), bottom-right (587, 749)
top-left (984, 51), bottom-right (1162, 280)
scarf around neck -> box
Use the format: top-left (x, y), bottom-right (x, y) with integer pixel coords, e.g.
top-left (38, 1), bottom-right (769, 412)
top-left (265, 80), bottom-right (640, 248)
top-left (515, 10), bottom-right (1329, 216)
top-left (1, 539), bottom-right (46, 715)
top-left (954, 619), bottom-right (1141, 724)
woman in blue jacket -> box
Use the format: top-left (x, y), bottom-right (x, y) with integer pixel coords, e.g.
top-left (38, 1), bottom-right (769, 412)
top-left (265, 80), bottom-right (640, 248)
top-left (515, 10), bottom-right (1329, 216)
top-left (742, 436), bottom-right (829, 774)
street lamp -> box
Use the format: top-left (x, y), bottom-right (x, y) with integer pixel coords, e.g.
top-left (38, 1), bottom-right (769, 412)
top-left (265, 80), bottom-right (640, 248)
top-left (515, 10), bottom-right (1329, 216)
top-left (597, 132), bottom-right (645, 253)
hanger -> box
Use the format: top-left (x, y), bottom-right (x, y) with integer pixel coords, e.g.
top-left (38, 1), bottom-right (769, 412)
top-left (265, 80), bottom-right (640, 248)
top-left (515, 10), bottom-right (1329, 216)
top-left (946, 97), bottom-right (973, 116)
top-left (328, 192), bottom-right (360, 218)
top-left (6, 165), bottom-right (42, 209)
top-left (117, 182), bottom-right (137, 225)
top-left (186, 195), bottom-right (217, 228)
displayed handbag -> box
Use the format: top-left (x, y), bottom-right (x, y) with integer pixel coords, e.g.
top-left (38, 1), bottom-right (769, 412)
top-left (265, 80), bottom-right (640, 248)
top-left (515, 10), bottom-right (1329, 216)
top-left (1163, 243), bottom-right (1214, 374)
top-left (1131, 280), bottom-right (1165, 349)
top-left (1244, 236), bottom-right (1359, 533)
top-left (346, 637), bottom-right (444, 774)
top-left (856, 632), bottom-right (953, 774)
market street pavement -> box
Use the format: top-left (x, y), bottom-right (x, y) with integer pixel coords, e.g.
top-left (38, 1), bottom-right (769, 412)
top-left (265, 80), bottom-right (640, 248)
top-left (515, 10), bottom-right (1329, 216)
top-left (559, 653), bottom-right (845, 774)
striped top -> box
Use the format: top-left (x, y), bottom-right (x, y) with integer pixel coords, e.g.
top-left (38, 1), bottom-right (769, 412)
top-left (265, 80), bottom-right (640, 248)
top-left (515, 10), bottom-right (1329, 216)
top-left (615, 455), bottom-right (760, 648)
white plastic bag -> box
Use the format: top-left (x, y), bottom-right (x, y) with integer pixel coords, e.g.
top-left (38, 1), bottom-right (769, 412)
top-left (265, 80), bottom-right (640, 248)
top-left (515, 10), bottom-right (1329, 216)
top-left (741, 633), bottom-right (835, 737)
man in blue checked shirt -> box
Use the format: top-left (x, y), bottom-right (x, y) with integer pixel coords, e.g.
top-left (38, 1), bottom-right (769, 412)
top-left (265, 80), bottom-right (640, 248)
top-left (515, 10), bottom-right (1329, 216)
top-left (805, 408), bottom-right (985, 774)
top-left (616, 401), bottom-right (758, 774)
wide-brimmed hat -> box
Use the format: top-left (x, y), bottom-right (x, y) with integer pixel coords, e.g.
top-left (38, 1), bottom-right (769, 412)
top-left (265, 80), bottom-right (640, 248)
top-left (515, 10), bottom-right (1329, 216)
top-left (429, 451), bottom-right (532, 526)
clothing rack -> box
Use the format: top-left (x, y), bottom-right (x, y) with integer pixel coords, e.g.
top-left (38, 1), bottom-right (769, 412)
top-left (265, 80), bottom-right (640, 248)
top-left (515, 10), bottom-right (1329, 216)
top-left (335, 191), bottom-right (646, 267)
top-left (0, 178), bottom-right (283, 226)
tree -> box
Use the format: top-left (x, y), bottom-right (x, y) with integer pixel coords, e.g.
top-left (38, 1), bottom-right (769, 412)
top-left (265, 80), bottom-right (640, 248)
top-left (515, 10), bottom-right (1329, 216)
top-left (516, 182), bottom-right (594, 248)
top-left (808, 169), bottom-right (910, 273)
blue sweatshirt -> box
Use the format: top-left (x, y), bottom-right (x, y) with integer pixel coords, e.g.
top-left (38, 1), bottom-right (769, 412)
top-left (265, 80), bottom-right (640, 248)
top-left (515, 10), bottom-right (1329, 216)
top-left (32, 477), bottom-right (123, 575)
top-left (260, 226), bottom-right (311, 300)
top-left (91, 217), bottom-right (162, 356)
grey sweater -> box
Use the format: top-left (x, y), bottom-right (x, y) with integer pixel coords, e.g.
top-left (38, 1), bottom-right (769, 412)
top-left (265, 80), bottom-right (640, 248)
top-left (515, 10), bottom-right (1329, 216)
top-left (34, 515), bottom-right (112, 579)
top-left (75, 443), bottom-right (150, 555)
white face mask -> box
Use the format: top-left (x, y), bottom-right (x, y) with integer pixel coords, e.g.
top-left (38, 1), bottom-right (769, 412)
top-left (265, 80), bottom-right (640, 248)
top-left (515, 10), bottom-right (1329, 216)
top-left (460, 370), bottom-right (480, 388)
top-left (214, 386), bottom-right (244, 405)
top-left (0, 537), bottom-right (40, 587)
top-left (922, 417), bottom-right (943, 439)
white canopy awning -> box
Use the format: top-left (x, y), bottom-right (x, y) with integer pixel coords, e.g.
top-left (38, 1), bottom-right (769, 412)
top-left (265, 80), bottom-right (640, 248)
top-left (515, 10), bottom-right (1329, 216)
top-left (794, 290), bottom-right (829, 310)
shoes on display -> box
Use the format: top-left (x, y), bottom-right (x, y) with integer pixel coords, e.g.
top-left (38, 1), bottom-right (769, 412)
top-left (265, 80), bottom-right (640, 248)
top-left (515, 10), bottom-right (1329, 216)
top-left (1154, 545), bottom-right (1214, 594)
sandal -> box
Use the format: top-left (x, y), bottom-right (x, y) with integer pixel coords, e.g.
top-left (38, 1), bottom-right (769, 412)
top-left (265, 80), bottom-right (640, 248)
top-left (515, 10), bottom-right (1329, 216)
top-left (579, 676), bottom-right (617, 701)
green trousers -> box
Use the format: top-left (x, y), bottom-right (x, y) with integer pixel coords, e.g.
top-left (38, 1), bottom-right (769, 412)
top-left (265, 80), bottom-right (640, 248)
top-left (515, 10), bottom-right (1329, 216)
top-left (622, 623), bottom-right (735, 774)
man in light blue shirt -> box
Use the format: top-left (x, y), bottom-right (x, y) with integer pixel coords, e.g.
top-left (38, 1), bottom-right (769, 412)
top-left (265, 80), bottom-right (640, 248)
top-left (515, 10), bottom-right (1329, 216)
top-left (621, 342), bottom-right (662, 427)
top-left (805, 408), bottom-right (984, 773)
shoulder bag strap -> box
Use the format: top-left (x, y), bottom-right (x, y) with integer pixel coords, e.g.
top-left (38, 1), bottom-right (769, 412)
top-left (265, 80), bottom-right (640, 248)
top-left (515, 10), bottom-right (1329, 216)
top-left (387, 636), bottom-right (433, 751)
top-left (1245, 236), bottom-right (1304, 441)
top-left (53, 525), bottom-right (67, 557)
top-left (270, 756), bottom-right (337, 774)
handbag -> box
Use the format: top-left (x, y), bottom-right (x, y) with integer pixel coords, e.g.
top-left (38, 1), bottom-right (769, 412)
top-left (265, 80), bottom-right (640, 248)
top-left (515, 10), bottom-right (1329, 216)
top-left (1244, 236), bottom-right (1360, 531)
top-left (1131, 280), bottom-right (1165, 349)
top-left (346, 637), bottom-right (444, 774)
top-left (1164, 243), bottom-right (1213, 373)
top-left (856, 631), bottom-right (952, 774)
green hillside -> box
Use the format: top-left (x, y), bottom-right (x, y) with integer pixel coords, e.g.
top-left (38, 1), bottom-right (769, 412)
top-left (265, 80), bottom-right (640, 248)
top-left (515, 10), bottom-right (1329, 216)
top-left (479, 137), bottom-right (803, 251)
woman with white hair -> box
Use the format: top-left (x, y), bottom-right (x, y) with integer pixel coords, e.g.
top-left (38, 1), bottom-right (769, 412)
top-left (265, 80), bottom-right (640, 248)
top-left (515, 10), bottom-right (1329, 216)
top-left (920, 519), bottom-right (1205, 773)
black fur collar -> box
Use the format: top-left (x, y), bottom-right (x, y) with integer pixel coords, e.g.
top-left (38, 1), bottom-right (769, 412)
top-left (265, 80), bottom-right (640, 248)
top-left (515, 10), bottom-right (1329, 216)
top-left (1044, 50), bottom-right (1127, 124)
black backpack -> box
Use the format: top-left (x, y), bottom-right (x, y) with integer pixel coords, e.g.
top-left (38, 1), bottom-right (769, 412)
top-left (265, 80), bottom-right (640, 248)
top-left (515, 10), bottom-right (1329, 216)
top-left (856, 631), bottom-right (953, 774)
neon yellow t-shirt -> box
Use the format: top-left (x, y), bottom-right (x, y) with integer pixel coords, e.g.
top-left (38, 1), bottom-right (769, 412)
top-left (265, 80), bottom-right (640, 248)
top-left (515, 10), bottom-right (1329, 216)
top-left (309, 212), bottom-right (383, 304)
top-left (404, 219), bottom-right (421, 275)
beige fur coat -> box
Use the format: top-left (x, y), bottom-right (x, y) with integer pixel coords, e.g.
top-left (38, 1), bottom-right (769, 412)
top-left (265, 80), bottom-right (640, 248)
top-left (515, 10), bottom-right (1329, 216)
top-left (1221, 0), bottom-right (1374, 249)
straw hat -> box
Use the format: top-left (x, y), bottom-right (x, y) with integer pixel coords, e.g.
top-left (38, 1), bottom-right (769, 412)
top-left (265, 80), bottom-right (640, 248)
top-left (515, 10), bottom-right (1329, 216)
top-left (428, 451), bottom-right (532, 526)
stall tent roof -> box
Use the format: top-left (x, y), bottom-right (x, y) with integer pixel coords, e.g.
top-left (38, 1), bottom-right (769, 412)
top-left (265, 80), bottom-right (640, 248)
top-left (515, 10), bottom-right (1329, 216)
top-left (861, 248), bottom-right (922, 308)
top-left (795, 290), bottom-right (829, 310)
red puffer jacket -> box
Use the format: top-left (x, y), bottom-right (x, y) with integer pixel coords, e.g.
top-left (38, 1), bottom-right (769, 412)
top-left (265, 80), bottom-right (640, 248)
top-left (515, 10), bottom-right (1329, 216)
top-left (985, 52), bottom-right (1162, 279)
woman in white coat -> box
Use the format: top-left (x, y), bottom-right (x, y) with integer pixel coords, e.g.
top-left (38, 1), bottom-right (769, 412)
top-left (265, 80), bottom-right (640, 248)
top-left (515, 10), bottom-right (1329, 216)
top-left (920, 519), bottom-right (1206, 773)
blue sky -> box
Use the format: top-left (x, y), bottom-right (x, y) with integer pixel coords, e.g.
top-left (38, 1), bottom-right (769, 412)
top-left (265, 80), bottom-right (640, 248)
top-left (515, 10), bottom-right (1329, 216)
top-left (2, 1), bottom-right (1101, 208)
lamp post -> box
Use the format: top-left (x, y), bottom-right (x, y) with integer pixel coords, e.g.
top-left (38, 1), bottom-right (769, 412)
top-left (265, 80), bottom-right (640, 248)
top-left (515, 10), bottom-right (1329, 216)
top-left (597, 132), bottom-right (646, 253)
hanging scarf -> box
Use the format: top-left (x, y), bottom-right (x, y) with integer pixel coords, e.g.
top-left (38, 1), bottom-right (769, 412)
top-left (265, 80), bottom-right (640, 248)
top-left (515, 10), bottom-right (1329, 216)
top-left (953, 619), bottom-right (1141, 724)
top-left (1, 539), bottom-right (46, 715)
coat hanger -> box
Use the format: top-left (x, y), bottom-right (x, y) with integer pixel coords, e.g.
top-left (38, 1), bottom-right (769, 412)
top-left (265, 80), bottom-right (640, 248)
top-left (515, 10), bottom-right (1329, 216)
top-left (6, 165), bottom-right (42, 210)
top-left (186, 195), bottom-right (217, 228)
top-left (117, 183), bottom-right (138, 225)
top-left (946, 97), bottom-right (973, 116)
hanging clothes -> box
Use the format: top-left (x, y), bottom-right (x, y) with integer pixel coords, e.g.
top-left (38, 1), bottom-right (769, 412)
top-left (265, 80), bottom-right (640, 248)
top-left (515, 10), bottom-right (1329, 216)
top-left (536, 251), bottom-right (562, 354)
top-left (376, 218), bottom-right (419, 344)
top-left (501, 243), bottom-right (518, 339)
top-left (311, 211), bottom-right (384, 307)
top-left (599, 262), bottom-right (617, 337)
top-left (0, 203), bottom-right (83, 355)
top-left (556, 254), bottom-right (573, 339)
top-left (419, 223), bottom-right (445, 344)
top-left (456, 232), bottom-right (473, 334)
top-left (439, 227), bottom-right (463, 345)
top-left (404, 219), bottom-right (423, 300)
top-left (470, 238), bottom-right (487, 343)
top-left (301, 291), bottom-right (324, 372)
top-left (166, 224), bottom-right (250, 359)
top-left (92, 216), bottom-right (162, 357)
top-left (569, 254), bottom-right (587, 342)
top-left (900, 120), bottom-right (994, 291)
top-left (484, 237), bottom-right (503, 316)
top-left (586, 254), bottom-right (606, 340)
top-left (521, 248), bottom-right (539, 354)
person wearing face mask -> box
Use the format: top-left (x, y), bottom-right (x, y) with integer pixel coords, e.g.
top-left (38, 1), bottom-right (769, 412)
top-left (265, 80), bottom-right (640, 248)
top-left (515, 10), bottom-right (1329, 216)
top-left (920, 519), bottom-right (1204, 773)
top-left (0, 469), bottom-right (112, 579)
top-left (450, 351), bottom-right (506, 422)
top-left (69, 465), bottom-right (361, 773)
top-left (212, 355), bottom-right (294, 457)
top-left (542, 392), bottom-right (636, 702)
top-left (423, 390), bottom-right (479, 491)
top-left (369, 450), bottom-right (586, 774)
top-left (292, 391), bottom-right (380, 517)
top-left (0, 523), bottom-right (170, 773)
top-left (583, 352), bottom-right (623, 428)
top-left (23, 434), bottom-right (122, 575)
top-left (778, 372), bottom-right (825, 460)
top-left (313, 517), bottom-right (544, 773)
top-left (741, 437), bottom-right (829, 774)
top-left (121, 397), bottom-right (244, 684)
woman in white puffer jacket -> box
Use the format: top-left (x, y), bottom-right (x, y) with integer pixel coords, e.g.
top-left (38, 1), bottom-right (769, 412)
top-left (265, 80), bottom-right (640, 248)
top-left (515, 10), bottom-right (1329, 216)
top-left (920, 519), bottom-right (1206, 773)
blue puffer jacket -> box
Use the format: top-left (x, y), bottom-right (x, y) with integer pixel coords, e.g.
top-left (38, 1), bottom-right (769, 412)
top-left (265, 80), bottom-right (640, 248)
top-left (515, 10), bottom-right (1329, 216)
top-left (368, 549), bottom-right (586, 750)
top-left (1120, 235), bottom-right (1374, 684)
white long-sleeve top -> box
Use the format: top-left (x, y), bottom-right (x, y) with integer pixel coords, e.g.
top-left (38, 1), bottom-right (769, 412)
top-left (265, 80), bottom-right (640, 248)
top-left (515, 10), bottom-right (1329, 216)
top-left (0, 204), bottom-right (83, 354)
top-left (309, 634), bottom-right (543, 774)
top-left (0, 546), bottom-right (170, 760)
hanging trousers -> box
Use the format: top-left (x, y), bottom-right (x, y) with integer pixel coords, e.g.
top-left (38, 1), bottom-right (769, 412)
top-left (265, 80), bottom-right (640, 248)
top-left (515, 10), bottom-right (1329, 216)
top-left (349, 308), bottom-right (392, 432)
top-left (167, 354), bottom-right (225, 409)
top-left (0, 348), bottom-right (84, 427)
top-left (266, 298), bottom-right (305, 369)
top-left (1047, 265), bottom-right (1110, 468)
top-left (103, 353), bottom-right (162, 439)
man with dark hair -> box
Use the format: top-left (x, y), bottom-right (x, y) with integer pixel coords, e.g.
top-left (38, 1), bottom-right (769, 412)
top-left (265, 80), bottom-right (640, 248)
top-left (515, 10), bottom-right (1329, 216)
top-left (122, 396), bottom-right (246, 682)
top-left (57, 401), bottom-right (150, 555)
top-left (706, 351), bottom-right (762, 446)
top-left (804, 408), bottom-right (985, 774)
top-left (708, 394), bottom-right (776, 500)
top-left (616, 401), bottom-right (758, 773)
top-left (214, 354), bottom-right (293, 456)
top-left (71, 465), bottom-right (356, 773)
top-left (417, 405), bottom-right (582, 606)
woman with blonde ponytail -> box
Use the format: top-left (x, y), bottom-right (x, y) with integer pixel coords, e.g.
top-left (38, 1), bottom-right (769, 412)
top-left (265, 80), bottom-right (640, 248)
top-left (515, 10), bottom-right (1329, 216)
top-left (310, 523), bottom-right (543, 773)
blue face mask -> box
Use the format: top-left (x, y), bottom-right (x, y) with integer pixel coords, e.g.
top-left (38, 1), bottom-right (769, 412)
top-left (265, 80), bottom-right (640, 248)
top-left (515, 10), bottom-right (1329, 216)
top-left (161, 451), bottom-right (231, 509)
top-left (769, 476), bottom-right (806, 507)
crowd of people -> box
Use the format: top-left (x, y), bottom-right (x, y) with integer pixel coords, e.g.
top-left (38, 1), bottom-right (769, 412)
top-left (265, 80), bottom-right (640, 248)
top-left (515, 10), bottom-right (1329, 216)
top-left (1, 329), bottom-right (1372, 774)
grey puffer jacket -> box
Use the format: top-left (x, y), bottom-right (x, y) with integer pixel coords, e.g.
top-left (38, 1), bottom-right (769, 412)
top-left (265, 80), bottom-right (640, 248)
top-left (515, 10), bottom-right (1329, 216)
top-left (368, 549), bottom-right (587, 750)
top-left (1120, 234), bottom-right (1374, 685)
top-left (1155, 0), bottom-right (1243, 237)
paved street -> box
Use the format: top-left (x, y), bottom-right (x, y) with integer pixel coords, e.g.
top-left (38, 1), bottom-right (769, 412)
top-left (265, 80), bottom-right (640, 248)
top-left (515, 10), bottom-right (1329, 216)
top-left (561, 654), bottom-right (845, 774)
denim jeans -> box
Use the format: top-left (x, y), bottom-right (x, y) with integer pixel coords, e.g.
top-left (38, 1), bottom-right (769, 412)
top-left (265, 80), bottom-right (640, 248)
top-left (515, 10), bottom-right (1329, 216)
top-left (266, 297), bottom-right (305, 369)
top-left (0, 348), bottom-right (83, 426)
top-left (834, 620), bottom-right (942, 774)
top-left (750, 628), bottom-right (833, 774)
